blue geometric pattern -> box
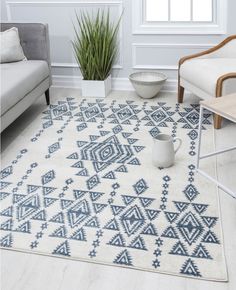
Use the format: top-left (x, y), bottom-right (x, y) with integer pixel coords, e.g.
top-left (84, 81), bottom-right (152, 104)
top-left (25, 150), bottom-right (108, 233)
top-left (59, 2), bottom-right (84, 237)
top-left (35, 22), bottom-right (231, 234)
top-left (133, 179), bottom-right (148, 195)
top-left (0, 97), bottom-right (225, 280)
top-left (79, 135), bottom-right (140, 173)
top-left (114, 249), bottom-right (133, 266)
top-left (67, 200), bottom-right (90, 228)
top-left (177, 212), bottom-right (204, 245)
top-left (180, 258), bottom-right (201, 277)
top-left (17, 195), bottom-right (40, 221)
top-left (120, 205), bottom-right (145, 236)
top-left (41, 170), bottom-right (55, 185)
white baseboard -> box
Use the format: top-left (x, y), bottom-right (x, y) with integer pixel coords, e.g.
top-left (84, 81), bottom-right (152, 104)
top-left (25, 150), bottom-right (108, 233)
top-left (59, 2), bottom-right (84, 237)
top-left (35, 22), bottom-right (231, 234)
top-left (52, 75), bottom-right (178, 93)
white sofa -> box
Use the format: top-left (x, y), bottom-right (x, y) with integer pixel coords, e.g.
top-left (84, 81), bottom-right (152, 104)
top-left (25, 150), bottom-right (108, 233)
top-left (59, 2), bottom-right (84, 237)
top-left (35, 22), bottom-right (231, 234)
top-left (178, 35), bottom-right (236, 129)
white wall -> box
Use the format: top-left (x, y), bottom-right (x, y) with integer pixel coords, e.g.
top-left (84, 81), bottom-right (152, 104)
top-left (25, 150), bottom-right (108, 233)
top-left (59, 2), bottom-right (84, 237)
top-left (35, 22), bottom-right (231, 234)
top-left (1, 0), bottom-right (236, 91)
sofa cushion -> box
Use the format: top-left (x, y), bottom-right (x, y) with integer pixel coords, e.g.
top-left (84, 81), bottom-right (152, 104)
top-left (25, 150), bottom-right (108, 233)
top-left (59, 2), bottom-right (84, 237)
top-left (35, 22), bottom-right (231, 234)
top-left (180, 58), bottom-right (236, 96)
top-left (1, 60), bottom-right (49, 115)
top-left (0, 27), bottom-right (26, 63)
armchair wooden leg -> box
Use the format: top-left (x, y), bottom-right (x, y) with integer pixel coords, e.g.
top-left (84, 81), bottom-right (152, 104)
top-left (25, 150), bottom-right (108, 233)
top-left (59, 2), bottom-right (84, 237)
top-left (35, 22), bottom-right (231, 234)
top-left (178, 85), bottom-right (185, 103)
top-left (45, 88), bottom-right (50, 106)
top-left (213, 114), bottom-right (222, 129)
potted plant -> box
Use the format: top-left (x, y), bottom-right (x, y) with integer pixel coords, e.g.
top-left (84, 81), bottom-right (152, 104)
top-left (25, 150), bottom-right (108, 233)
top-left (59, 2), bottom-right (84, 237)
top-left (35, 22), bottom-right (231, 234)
top-left (72, 10), bottom-right (121, 98)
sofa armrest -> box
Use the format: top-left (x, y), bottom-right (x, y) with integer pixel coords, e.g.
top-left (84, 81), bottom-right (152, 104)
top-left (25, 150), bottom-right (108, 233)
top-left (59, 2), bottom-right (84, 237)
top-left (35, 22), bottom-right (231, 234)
top-left (1, 23), bottom-right (52, 85)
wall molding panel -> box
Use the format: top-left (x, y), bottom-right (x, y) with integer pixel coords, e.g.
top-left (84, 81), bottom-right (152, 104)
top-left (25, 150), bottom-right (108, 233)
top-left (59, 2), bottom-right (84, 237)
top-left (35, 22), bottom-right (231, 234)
top-left (132, 43), bottom-right (217, 70)
top-left (6, 1), bottom-right (123, 21)
top-left (51, 62), bottom-right (122, 69)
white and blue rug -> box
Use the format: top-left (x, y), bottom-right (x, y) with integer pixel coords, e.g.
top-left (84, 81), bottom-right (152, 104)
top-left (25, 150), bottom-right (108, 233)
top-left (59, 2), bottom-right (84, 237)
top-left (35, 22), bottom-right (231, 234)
top-left (0, 95), bottom-right (227, 281)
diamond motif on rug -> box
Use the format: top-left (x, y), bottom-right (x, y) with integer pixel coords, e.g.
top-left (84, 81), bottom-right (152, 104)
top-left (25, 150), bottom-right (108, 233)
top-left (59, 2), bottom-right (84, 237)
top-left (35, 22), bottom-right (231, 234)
top-left (120, 205), bottom-right (145, 236)
top-left (67, 200), bottom-right (91, 228)
top-left (177, 212), bottom-right (204, 245)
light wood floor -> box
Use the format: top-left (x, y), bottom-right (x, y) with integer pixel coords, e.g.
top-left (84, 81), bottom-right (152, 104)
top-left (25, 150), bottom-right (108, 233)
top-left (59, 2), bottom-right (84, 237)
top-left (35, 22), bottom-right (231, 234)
top-left (1, 88), bottom-right (236, 290)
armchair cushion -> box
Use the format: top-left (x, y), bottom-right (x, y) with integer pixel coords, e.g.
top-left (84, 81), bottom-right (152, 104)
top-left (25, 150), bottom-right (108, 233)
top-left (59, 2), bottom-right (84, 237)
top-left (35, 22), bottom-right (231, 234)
top-left (1, 60), bottom-right (49, 116)
top-left (180, 58), bottom-right (236, 96)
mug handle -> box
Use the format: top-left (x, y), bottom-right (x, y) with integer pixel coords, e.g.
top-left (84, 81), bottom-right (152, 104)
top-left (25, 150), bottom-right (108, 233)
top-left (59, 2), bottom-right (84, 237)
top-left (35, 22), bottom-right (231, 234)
top-left (173, 137), bottom-right (182, 154)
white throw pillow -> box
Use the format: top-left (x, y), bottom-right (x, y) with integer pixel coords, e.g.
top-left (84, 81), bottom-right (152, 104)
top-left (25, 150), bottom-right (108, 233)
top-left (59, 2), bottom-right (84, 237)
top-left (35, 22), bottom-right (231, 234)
top-left (0, 27), bottom-right (26, 63)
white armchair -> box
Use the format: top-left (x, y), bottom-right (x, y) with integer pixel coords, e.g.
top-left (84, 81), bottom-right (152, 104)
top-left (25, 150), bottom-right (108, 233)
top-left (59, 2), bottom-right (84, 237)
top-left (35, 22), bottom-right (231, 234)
top-left (178, 35), bottom-right (236, 129)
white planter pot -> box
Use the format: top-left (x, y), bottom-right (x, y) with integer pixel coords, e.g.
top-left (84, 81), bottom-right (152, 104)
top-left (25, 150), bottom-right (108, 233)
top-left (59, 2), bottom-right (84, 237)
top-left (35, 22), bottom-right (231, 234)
top-left (81, 75), bottom-right (111, 98)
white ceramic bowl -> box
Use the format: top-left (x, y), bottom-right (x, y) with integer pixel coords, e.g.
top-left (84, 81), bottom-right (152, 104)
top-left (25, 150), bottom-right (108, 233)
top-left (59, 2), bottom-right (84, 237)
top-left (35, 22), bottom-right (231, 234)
top-left (129, 72), bottom-right (167, 99)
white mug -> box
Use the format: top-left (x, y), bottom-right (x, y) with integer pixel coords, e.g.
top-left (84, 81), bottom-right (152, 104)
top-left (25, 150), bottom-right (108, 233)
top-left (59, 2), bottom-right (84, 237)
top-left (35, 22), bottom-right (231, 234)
top-left (152, 134), bottom-right (182, 168)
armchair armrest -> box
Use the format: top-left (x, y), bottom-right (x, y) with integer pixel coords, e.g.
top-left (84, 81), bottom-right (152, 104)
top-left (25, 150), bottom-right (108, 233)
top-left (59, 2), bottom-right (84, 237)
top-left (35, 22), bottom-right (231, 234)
top-left (1, 23), bottom-right (52, 85)
top-left (179, 35), bottom-right (236, 67)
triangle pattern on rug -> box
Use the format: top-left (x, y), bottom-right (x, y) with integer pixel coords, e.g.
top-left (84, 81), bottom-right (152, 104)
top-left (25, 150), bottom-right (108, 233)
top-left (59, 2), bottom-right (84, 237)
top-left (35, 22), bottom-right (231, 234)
top-left (52, 240), bottom-right (70, 257)
top-left (0, 206), bottom-right (13, 217)
top-left (129, 235), bottom-right (147, 250)
top-left (0, 181), bottom-right (11, 190)
top-left (0, 219), bottom-right (12, 231)
top-left (114, 250), bottom-right (133, 266)
top-left (102, 171), bottom-right (116, 179)
top-left (191, 243), bottom-right (212, 259)
top-left (70, 228), bottom-right (86, 241)
top-left (122, 195), bottom-right (136, 205)
top-left (108, 233), bottom-right (126, 247)
top-left (93, 203), bottom-right (107, 214)
top-left (85, 216), bottom-right (100, 228)
top-left (44, 197), bottom-right (57, 208)
top-left (77, 141), bottom-right (88, 148)
top-left (164, 211), bottom-right (179, 223)
top-left (0, 192), bottom-right (10, 201)
top-left (49, 212), bottom-right (65, 224)
top-left (139, 197), bottom-right (154, 208)
top-left (180, 258), bottom-right (201, 277)
top-left (72, 161), bottom-right (84, 168)
top-left (122, 132), bottom-right (132, 139)
top-left (50, 225), bottom-right (67, 238)
top-left (128, 158), bottom-right (140, 165)
top-left (115, 165), bottom-right (128, 173)
top-left (89, 191), bottom-right (104, 202)
top-left (202, 231), bottom-right (220, 244)
top-left (104, 218), bottom-right (119, 231)
top-left (169, 241), bottom-right (189, 256)
top-left (161, 226), bottom-right (179, 239)
top-left (111, 205), bottom-right (125, 215)
top-left (201, 216), bottom-right (218, 228)
top-left (0, 234), bottom-right (12, 248)
top-left (74, 190), bottom-right (87, 200)
top-left (16, 221), bottom-right (31, 233)
top-left (192, 203), bottom-right (208, 214)
top-left (127, 138), bottom-right (138, 145)
top-left (61, 199), bottom-right (74, 210)
top-left (27, 185), bottom-right (40, 194)
top-left (174, 201), bottom-right (189, 212)
top-left (13, 194), bottom-right (26, 204)
top-left (32, 210), bottom-right (46, 221)
top-left (100, 130), bottom-right (110, 136)
top-left (133, 146), bottom-right (145, 153)
top-left (42, 186), bottom-right (56, 196)
top-left (141, 223), bottom-right (157, 236)
top-left (145, 209), bottom-right (160, 221)
top-left (76, 168), bottom-right (89, 177)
